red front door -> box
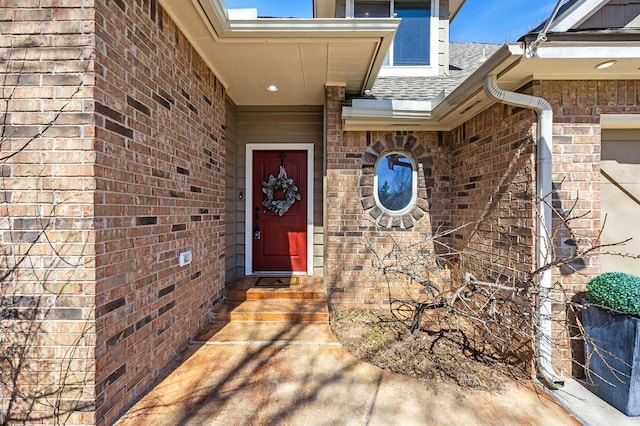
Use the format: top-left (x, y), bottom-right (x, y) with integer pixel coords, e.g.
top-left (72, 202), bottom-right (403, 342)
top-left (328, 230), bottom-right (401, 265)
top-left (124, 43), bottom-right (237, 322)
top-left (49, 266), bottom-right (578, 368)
top-left (253, 150), bottom-right (307, 272)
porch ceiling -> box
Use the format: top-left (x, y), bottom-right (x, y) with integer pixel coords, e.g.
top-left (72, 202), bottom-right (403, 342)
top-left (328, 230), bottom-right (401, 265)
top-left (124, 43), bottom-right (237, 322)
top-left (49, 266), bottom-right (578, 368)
top-left (158, 0), bottom-right (399, 106)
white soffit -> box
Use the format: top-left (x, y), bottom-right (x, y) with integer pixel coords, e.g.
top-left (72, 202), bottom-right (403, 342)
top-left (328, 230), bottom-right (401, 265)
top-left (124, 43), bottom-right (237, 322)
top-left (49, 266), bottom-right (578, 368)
top-left (449, 0), bottom-right (466, 21)
top-left (514, 43), bottom-right (640, 81)
top-left (158, 0), bottom-right (398, 106)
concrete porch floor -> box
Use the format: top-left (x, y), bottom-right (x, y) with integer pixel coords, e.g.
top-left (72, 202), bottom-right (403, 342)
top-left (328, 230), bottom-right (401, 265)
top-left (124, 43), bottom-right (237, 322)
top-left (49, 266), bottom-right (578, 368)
top-left (114, 276), bottom-right (582, 425)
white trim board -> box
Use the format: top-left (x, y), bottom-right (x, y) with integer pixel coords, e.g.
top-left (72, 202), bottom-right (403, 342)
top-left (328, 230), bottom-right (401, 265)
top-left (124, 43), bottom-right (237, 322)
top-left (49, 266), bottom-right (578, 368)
top-left (245, 143), bottom-right (315, 276)
top-left (601, 114), bottom-right (640, 129)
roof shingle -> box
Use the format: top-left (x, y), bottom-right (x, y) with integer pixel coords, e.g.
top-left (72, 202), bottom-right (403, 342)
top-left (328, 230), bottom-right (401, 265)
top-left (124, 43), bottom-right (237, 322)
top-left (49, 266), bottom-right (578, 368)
top-left (369, 42), bottom-right (501, 101)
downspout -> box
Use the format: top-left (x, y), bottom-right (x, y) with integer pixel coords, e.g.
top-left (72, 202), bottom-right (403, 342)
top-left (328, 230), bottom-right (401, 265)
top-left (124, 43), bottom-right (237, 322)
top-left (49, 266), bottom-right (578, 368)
top-left (483, 75), bottom-right (564, 389)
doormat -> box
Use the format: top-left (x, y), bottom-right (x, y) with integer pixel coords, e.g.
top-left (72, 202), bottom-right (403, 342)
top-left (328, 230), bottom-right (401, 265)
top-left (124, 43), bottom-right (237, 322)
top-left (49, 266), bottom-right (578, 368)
top-left (254, 276), bottom-right (300, 288)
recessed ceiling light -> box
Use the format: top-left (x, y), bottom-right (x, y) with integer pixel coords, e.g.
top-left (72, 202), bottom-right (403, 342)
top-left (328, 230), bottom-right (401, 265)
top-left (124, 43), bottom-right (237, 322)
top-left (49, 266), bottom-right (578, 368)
top-left (595, 60), bottom-right (616, 70)
top-left (266, 84), bottom-right (279, 92)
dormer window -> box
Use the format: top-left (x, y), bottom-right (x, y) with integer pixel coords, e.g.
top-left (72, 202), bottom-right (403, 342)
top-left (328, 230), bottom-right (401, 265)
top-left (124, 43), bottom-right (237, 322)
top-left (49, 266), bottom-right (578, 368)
top-left (350, 0), bottom-right (432, 67)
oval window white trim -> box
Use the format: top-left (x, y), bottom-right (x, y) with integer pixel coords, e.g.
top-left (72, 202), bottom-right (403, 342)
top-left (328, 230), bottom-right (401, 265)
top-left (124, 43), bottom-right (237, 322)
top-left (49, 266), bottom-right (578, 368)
top-left (373, 151), bottom-right (418, 215)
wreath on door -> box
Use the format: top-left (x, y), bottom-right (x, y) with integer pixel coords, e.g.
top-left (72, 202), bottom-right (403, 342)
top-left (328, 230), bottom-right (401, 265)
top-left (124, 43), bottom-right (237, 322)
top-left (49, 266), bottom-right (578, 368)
top-left (262, 165), bottom-right (301, 216)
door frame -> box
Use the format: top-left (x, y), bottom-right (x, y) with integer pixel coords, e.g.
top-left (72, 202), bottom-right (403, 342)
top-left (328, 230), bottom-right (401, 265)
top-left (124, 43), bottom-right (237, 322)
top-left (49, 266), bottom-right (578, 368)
top-left (245, 143), bottom-right (314, 276)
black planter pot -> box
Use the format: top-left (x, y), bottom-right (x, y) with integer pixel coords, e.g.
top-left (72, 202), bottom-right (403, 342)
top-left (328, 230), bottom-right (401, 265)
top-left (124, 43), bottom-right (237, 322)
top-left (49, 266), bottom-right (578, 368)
top-left (583, 305), bottom-right (640, 416)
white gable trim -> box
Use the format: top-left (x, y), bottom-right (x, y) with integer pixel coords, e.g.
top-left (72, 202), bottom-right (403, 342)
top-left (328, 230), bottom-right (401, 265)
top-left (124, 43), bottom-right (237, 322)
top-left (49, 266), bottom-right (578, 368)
top-left (549, 0), bottom-right (610, 32)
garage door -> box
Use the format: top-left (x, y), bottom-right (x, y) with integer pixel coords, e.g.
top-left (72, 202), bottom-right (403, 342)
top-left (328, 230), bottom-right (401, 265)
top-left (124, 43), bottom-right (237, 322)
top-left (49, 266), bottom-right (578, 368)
top-left (600, 129), bottom-right (640, 274)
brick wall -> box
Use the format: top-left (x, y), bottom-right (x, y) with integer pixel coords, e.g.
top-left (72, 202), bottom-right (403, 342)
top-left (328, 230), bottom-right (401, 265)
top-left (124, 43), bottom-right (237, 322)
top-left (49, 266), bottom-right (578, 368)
top-left (535, 79), bottom-right (640, 375)
top-left (0, 2), bottom-right (97, 424)
top-left (325, 86), bottom-right (451, 308)
top-left (92, 0), bottom-right (226, 423)
top-left (451, 79), bottom-right (640, 375)
top-left (450, 98), bottom-right (537, 285)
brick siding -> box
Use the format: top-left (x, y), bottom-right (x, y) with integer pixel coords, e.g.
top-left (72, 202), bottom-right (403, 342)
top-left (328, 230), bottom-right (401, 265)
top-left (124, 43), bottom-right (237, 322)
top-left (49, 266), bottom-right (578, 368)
top-left (325, 86), bottom-right (451, 309)
top-left (450, 98), bottom-right (537, 286)
top-left (328, 80), bottom-right (640, 375)
top-left (92, 0), bottom-right (226, 423)
top-left (1, 0), bottom-right (227, 424)
top-left (536, 79), bottom-right (640, 375)
top-left (0, 1), bottom-right (97, 425)
top-left (3, 1), bottom-right (640, 421)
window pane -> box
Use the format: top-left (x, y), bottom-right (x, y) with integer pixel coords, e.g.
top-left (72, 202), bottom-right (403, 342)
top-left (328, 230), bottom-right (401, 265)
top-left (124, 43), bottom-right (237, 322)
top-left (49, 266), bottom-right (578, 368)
top-left (354, 1), bottom-right (390, 17)
top-left (377, 153), bottom-right (414, 212)
top-left (394, 0), bottom-right (430, 65)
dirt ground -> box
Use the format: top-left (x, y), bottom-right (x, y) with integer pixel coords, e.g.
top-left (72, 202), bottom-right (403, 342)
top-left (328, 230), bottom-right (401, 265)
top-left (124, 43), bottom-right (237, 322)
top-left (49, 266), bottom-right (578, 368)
top-left (330, 309), bottom-right (531, 390)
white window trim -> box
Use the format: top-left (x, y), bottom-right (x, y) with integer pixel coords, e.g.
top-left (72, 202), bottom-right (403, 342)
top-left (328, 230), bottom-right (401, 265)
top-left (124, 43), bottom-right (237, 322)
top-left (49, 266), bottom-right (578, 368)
top-left (373, 151), bottom-right (418, 216)
top-left (245, 143), bottom-right (315, 276)
top-left (348, 0), bottom-right (439, 76)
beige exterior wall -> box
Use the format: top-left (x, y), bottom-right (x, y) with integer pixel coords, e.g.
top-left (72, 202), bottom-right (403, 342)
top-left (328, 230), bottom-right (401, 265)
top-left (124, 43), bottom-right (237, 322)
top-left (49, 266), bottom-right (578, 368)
top-left (600, 128), bottom-right (640, 274)
top-left (234, 106), bottom-right (325, 276)
top-left (326, 79), bottom-right (640, 375)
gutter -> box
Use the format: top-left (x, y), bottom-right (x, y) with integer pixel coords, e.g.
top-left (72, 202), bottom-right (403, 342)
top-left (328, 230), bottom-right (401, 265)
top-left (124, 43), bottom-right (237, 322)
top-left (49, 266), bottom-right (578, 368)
top-left (483, 75), bottom-right (564, 390)
top-left (430, 44), bottom-right (523, 118)
top-left (342, 44), bottom-right (525, 130)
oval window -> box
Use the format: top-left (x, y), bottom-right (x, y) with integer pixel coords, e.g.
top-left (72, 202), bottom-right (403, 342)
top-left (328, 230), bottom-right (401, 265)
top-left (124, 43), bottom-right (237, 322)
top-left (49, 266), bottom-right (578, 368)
top-left (374, 152), bottom-right (416, 214)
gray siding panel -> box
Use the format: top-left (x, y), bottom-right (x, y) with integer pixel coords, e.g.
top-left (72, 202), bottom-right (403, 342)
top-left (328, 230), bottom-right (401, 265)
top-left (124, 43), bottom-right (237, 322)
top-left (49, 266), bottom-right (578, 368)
top-left (225, 97), bottom-right (238, 283)
top-left (580, 1), bottom-right (640, 29)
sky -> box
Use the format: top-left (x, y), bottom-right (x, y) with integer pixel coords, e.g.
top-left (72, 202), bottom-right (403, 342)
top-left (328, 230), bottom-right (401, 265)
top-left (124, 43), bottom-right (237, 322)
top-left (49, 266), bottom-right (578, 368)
top-left (224, 0), bottom-right (563, 44)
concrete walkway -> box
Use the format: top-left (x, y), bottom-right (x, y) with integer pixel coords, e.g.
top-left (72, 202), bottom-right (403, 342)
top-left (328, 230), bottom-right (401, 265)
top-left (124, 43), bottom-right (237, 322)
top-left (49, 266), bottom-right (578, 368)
top-left (115, 320), bottom-right (581, 425)
top-left (547, 378), bottom-right (640, 426)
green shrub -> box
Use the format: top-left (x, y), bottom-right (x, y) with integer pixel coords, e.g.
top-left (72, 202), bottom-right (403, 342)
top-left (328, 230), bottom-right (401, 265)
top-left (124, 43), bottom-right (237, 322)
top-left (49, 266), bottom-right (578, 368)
top-left (587, 272), bottom-right (640, 316)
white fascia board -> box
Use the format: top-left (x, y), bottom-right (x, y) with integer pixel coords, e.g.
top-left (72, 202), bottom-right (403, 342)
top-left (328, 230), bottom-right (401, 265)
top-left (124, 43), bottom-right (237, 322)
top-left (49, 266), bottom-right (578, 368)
top-left (549, 0), bottom-right (609, 32)
top-left (189, 0), bottom-right (399, 39)
top-left (224, 18), bottom-right (399, 38)
top-left (378, 66), bottom-right (439, 77)
top-left (190, 0), bottom-right (228, 36)
top-left (601, 114), bottom-right (640, 129)
top-left (344, 99), bottom-right (433, 119)
top-left (534, 43), bottom-right (640, 59)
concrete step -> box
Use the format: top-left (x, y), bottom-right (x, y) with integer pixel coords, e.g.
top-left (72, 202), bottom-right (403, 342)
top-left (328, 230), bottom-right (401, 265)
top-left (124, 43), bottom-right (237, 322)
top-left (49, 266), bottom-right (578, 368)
top-left (192, 321), bottom-right (339, 345)
top-left (211, 299), bottom-right (329, 323)
top-left (225, 276), bottom-right (327, 302)
top-left (226, 287), bottom-right (327, 301)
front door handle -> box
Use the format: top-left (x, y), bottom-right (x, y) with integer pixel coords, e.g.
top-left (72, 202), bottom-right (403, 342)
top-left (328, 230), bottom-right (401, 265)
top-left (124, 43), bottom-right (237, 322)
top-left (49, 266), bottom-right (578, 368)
top-left (254, 208), bottom-right (261, 240)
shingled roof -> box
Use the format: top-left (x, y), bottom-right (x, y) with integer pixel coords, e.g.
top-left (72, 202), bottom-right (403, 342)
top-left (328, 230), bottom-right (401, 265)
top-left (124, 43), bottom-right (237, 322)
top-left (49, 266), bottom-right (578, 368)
top-left (368, 42), bottom-right (501, 101)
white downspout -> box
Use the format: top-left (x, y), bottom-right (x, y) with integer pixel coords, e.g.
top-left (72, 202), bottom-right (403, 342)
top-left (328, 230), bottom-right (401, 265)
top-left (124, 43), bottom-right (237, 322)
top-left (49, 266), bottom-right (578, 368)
top-left (483, 75), bottom-right (564, 389)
